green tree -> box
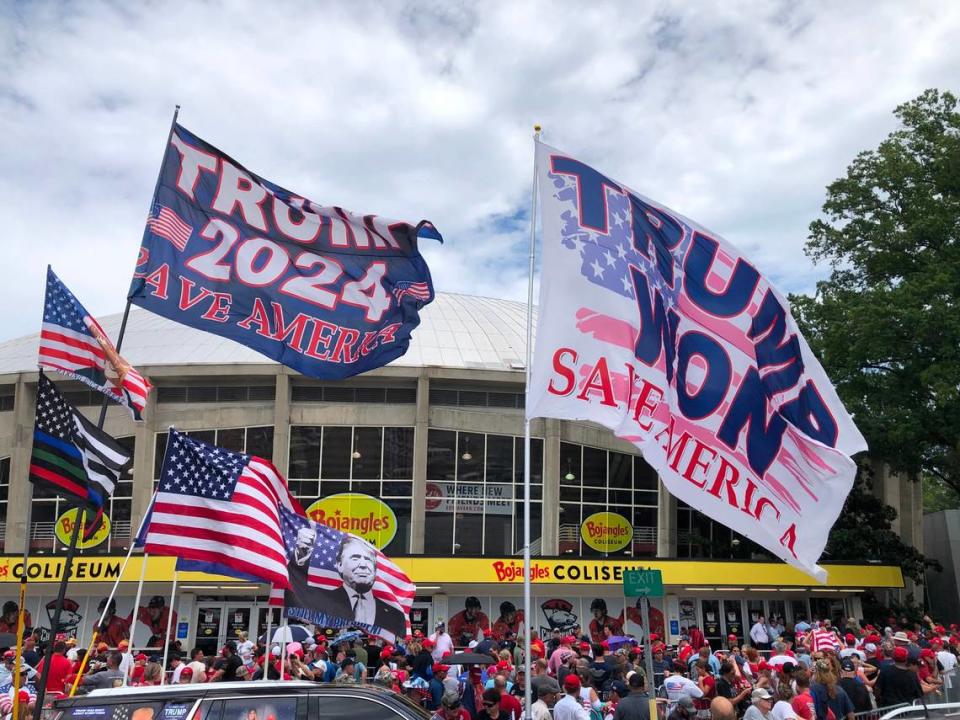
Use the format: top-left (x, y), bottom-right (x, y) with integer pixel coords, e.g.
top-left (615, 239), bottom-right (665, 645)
top-left (823, 468), bottom-right (937, 584)
top-left (922, 474), bottom-right (960, 514)
top-left (792, 89), bottom-right (960, 497)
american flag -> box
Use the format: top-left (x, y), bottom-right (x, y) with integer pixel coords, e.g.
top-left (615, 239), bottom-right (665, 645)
top-left (39, 267), bottom-right (151, 421)
top-left (278, 505), bottom-right (415, 635)
top-left (147, 204), bottom-right (193, 251)
top-left (810, 627), bottom-right (841, 653)
top-left (392, 280), bottom-right (432, 304)
top-left (0, 683), bottom-right (37, 716)
top-left (143, 429), bottom-right (304, 589)
top-left (30, 372), bottom-right (131, 540)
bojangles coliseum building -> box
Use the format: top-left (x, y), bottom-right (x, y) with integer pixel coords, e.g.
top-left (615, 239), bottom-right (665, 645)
top-left (0, 294), bottom-right (914, 652)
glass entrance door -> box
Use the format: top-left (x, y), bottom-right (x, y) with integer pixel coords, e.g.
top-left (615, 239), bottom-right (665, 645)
top-left (723, 600), bottom-right (744, 647)
top-left (258, 606), bottom-right (282, 644)
top-left (225, 606), bottom-right (251, 645)
top-left (195, 605), bottom-right (222, 656)
top-left (701, 599), bottom-right (722, 649)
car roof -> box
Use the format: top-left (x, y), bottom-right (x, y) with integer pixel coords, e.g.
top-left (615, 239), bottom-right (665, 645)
top-left (54, 682), bottom-right (412, 706)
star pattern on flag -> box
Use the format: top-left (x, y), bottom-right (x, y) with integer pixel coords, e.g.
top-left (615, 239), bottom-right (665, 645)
top-left (43, 272), bottom-right (87, 330)
top-left (279, 506), bottom-right (343, 568)
top-left (36, 376), bottom-right (77, 440)
top-left (162, 431), bottom-right (248, 499)
top-left (551, 172), bottom-right (688, 310)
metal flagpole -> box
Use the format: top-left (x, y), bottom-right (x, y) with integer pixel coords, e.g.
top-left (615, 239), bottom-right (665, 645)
top-left (11, 487), bottom-right (35, 720)
top-left (124, 552), bottom-right (149, 686)
top-left (160, 572), bottom-right (178, 683)
top-left (261, 607), bottom-right (273, 682)
top-left (68, 495), bottom-right (155, 697)
top-left (522, 124), bottom-right (542, 720)
top-left (33, 511), bottom-right (84, 720)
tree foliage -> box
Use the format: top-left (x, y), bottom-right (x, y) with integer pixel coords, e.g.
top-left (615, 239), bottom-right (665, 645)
top-left (791, 89), bottom-right (960, 496)
top-left (824, 468), bottom-right (938, 585)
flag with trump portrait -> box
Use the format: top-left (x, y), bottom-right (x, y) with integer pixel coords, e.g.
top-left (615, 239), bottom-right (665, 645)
top-left (526, 142), bottom-right (866, 582)
top-left (276, 505), bottom-right (414, 642)
top-left (128, 124), bottom-right (442, 381)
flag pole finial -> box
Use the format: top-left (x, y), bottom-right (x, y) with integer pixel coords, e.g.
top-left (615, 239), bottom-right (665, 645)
top-left (533, 124), bottom-right (542, 132)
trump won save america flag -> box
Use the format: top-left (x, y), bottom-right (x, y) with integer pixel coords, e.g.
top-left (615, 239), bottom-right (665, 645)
top-left (526, 143), bottom-right (866, 582)
top-left (39, 267), bottom-right (151, 420)
top-left (143, 429), bottom-right (304, 589)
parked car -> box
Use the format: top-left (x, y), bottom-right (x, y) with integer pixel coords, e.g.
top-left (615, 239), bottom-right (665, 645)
top-left (51, 681), bottom-right (431, 720)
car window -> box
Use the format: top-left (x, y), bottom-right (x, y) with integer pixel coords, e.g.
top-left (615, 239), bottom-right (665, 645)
top-left (313, 696), bottom-right (408, 720)
top-left (60, 701), bottom-right (166, 720)
top-left (196, 701), bottom-right (222, 720)
top-left (221, 697), bottom-right (298, 720)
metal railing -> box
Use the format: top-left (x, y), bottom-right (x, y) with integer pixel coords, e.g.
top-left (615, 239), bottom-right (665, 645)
top-left (877, 701), bottom-right (960, 719)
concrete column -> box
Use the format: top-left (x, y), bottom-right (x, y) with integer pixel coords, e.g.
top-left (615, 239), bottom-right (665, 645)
top-left (5, 375), bottom-right (34, 554)
top-left (657, 482), bottom-right (677, 558)
top-left (130, 386), bottom-right (158, 536)
top-left (272, 373), bottom-right (291, 474)
top-left (870, 459), bottom-right (901, 536)
top-left (541, 418), bottom-right (561, 556)
top-left (410, 372), bottom-right (429, 554)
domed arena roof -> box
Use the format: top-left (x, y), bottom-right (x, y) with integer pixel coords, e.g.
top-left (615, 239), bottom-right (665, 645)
top-left (0, 293), bottom-right (536, 375)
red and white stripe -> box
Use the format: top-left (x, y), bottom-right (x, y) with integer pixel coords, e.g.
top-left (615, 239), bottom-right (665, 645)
top-left (268, 585), bottom-right (285, 607)
top-left (144, 458), bottom-right (302, 589)
top-left (307, 546), bottom-right (416, 614)
top-left (39, 322), bottom-right (105, 375)
top-left (148, 205), bottom-right (193, 251)
top-left (810, 628), bottom-right (841, 653)
top-left (393, 282), bottom-right (431, 303)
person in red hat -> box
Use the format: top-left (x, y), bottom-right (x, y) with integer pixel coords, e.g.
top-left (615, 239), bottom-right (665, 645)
top-left (554, 673), bottom-right (588, 720)
top-left (875, 647), bottom-right (922, 707)
top-left (428, 664), bottom-right (449, 710)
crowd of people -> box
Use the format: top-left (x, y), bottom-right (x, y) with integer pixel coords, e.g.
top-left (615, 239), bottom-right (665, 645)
top-left (0, 613), bottom-right (958, 720)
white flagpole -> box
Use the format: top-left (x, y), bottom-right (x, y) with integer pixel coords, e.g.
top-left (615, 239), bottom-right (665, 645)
top-left (69, 500), bottom-right (155, 697)
top-left (523, 123), bottom-right (542, 720)
top-left (279, 618), bottom-right (289, 680)
top-left (262, 606), bottom-right (273, 682)
top-left (160, 571), bottom-right (178, 683)
top-left (124, 552), bottom-right (149, 686)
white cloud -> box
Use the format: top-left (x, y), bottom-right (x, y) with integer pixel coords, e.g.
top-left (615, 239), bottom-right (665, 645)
top-left (1, 0), bottom-right (958, 340)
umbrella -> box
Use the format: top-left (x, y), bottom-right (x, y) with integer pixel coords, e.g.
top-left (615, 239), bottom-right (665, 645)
top-left (332, 630), bottom-right (363, 645)
top-left (607, 635), bottom-right (637, 651)
top-left (443, 651), bottom-right (497, 665)
top-left (258, 624), bottom-right (313, 645)
top-left (767, 655), bottom-right (796, 667)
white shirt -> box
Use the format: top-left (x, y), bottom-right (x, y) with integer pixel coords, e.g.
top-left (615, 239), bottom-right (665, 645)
top-left (531, 699), bottom-right (552, 720)
top-left (663, 674), bottom-right (703, 711)
top-left (554, 693), bottom-right (590, 720)
top-left (430, 631), bottom-right (454, 662)
top-left (772, 701), bottom-right (799, 720)
top-left (840, 648), bottom-right (865, 661)
top-left (346, 588), bottom-right (376, 626)
top-left (171, 663), bottom-right (185, 684)
top-left (750, 622), bottom-right (770, 645)
top-left (237, 640), bottom-right (255, 661)
top-left (119, 651), bottom-right (134, 677)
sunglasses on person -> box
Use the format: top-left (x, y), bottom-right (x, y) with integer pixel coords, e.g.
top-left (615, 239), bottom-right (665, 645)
top-left (483, 702), bottom-right (498, 708)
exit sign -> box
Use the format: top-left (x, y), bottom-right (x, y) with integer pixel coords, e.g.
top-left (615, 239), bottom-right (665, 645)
top-left (623, 568), bottom-right (664, 598)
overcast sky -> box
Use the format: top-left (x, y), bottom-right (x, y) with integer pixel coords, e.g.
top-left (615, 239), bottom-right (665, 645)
top-left (1, 0), bottom-right (958, 343)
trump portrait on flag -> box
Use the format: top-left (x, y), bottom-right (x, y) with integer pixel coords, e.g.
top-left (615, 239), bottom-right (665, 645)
top-left (281, 507), bottom-right (411, 641)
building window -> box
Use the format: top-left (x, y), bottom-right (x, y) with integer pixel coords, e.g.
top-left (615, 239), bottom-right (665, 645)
top-left (154, 427), bottom-right (275, 480)
top-left (287, 425), bottom-right (415, 554)
top-left (424, 429), bottom-right (543, 557)
top-left (428, 387), bottom-right (525, 409)
top-left (291, 385), bottom-right (416, 404)
top-left (0, 457), bottom-right (8, 543)
top-left (156, 386), bottom-right (276, 404)
top-left (558, 442), bottom-right (659, 557)
top-left (676, 502), bottom-right (767, 559)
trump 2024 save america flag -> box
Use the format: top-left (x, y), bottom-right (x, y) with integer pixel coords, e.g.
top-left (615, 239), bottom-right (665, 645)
top-left (526, 143), bottom-right (866, 582)
top-left (128, 124), bottom-right (442, 381)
